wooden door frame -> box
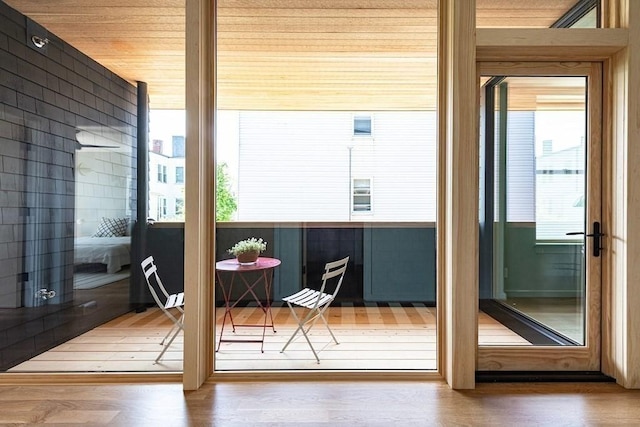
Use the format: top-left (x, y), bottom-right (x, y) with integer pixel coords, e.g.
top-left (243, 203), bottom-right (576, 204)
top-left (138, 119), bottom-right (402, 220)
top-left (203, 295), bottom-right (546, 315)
top-left (184, 0), bottom-right (215, 390)
top-left (474, 17), bottom-right (640, 387)
top-left (476, 62), bottom-right (602, 371)
top-left (181, 0), bottom-right (640, 390)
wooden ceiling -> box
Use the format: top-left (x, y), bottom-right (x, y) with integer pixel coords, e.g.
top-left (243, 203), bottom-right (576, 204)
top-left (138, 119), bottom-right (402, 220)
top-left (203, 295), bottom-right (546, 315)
top-left (6, 0), bottom-right (577, 111)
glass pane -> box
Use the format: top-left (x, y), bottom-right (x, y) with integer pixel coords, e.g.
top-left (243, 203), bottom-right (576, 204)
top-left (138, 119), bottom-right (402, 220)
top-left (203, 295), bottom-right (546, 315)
top-left (214, 0), bottom-right (438, 371)
top-left (354, 116), bottom-right (372, 136)
top-left (571, 7), bottom-right (598, 28)
top-left (149, 110), bottom-right (186, 222)
top-left (480, 76), bottom-right (587, 346)
top-left (477, 0), bottom-right (599, 29)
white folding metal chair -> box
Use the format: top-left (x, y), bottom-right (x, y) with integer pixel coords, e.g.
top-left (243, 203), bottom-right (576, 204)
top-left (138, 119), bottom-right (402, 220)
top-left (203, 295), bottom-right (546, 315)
top-left (141, 255), bottom-right (184, 363)
top-left (280, 256), bottom-right (349, 363)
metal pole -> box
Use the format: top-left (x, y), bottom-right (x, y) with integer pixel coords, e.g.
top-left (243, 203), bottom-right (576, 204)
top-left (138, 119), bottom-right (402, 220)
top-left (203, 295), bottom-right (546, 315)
top-left (132, 81), bottom-right (149, 308)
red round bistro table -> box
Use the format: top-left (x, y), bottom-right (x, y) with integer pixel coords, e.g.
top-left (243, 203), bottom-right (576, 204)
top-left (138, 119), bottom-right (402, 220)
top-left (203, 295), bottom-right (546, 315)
top-left (215, 257), bottom-right (281, 352)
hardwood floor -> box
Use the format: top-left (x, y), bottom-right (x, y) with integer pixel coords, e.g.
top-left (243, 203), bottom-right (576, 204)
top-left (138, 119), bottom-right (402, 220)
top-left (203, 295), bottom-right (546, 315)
top-left (8, 305), bottom-right (529, 373)
top-left (0, 381), bottom-right (638, 425)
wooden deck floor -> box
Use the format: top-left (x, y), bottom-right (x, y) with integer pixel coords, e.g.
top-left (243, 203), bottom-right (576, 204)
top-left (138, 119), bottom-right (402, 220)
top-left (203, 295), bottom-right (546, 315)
top-left (9, 306), bottom-right (529, 373)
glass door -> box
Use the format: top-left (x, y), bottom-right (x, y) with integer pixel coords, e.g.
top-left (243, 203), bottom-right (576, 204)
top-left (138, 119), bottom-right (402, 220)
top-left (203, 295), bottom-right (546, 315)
top-left (478, 63), bottom-right (602, 371)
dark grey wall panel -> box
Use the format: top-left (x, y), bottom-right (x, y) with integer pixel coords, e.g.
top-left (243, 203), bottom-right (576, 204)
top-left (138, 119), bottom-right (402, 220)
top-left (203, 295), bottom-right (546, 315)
top-left (0, 1), bottom-right (138, 370)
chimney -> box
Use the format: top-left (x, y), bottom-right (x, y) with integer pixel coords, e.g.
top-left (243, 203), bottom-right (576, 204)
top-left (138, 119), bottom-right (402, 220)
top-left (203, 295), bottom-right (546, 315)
top-left (152, 139), bottom-right (163, 154)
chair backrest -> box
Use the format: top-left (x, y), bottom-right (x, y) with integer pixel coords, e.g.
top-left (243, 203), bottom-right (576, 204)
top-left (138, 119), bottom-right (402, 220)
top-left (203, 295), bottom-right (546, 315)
top-left (141, 255), bottom-right (170, 309)
top-left (318, 256), bottom-right (350, 301)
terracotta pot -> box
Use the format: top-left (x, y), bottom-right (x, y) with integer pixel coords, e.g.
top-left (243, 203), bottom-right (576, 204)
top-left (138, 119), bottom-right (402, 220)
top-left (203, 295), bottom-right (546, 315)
top-left (236, 250), bottom-right (259, 264)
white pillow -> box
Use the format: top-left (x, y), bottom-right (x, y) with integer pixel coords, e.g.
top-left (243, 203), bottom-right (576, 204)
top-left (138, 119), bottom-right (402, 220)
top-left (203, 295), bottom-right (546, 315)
top-left (92, 217), bottom-right (129, 237)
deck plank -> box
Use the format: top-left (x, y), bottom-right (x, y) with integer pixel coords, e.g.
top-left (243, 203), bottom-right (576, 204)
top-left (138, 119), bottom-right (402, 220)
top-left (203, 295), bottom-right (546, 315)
top-left (8, 306), bottom-right (528, 372)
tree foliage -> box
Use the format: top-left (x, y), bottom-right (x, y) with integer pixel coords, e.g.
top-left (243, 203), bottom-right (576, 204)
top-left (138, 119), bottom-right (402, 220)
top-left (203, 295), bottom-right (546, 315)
top-left (216, 163), bottom-right (237, 221)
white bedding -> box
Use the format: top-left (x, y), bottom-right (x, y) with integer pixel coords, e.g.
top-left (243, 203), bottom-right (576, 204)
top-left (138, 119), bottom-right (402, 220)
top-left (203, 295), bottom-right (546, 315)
top-left (74, 236), bottom-right (131, 274)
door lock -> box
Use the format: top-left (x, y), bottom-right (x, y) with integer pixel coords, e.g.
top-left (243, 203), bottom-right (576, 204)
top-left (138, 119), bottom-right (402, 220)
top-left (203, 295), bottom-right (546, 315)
top-left (566, 221), bottom-right (604, 257)
top-left (35, 288), bottom-right (56, 300)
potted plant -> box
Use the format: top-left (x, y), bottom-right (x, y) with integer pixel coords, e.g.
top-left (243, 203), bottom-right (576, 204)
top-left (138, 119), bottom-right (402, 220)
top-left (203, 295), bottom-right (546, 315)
top-left (228, 237), bottom-right (267, 265)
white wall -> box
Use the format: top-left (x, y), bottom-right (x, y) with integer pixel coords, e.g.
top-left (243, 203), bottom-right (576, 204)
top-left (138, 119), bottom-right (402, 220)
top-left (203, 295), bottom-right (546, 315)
top-left (75, 150), bottom-right (132, 236)
top-left (233, 111), bottom-right (436, 222)
top-left (148, 152), bottom-right (185, 221)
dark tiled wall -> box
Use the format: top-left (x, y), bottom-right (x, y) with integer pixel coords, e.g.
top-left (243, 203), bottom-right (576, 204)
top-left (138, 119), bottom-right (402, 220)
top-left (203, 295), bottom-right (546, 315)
top-left (0, 2), bottom-right (137, 368)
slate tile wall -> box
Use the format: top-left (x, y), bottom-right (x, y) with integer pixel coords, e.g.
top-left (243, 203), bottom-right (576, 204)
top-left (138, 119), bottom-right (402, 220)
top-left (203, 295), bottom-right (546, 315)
top-left (0, 2), bottom-right (137, 369)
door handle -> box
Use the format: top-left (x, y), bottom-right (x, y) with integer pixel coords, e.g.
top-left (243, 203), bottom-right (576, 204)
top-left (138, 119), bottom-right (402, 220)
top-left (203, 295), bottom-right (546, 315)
top-left (566, 221), bottom-right (604, 257)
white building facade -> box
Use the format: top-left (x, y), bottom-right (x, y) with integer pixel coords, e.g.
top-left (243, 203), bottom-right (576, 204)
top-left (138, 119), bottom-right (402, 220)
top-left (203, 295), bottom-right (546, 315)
top-left (231, 111), bottom-right (437, 222)
top-left (148, 137), bottom-right (185, 221)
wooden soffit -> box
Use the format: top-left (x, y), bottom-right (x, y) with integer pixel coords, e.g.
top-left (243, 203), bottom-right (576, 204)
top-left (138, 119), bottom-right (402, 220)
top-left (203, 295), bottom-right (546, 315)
top-left (6, 0), bottom-right (581, 111)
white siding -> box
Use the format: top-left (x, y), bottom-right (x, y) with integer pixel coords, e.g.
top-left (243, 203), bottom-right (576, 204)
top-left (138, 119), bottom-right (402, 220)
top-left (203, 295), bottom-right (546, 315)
top-left (234, 111), bottom-right (436, 222)
top-left (363, 112), bottom-right (436, 221)
top-left (506, 111), bottom-right (536, 222)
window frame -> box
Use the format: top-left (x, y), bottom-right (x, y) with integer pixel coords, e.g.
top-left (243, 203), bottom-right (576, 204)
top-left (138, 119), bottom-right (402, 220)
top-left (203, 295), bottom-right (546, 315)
top-left (352, 114), bottom-right (373, 139)
top-left (176, 166), bottom-right (185, 184)
top-left (352, 177), bottom-right (373, 214)
top-left (175, 197), bottom-right (184, 216)
top-left (157, 164), bottom-right (167, 183)
top-left (157, 196), bottom-right (167, 218)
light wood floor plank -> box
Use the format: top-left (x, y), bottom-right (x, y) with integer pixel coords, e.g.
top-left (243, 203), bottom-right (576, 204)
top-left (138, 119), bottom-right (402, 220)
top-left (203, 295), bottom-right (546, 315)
top-left (8, 306), bottom-right (529, 372)
top-left (0, 382), bottom-right (638, 425)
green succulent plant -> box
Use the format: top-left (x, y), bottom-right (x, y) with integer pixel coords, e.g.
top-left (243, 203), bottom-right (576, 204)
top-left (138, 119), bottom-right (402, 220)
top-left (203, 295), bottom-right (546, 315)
top-left (227, 237), bottom-right (267, 256)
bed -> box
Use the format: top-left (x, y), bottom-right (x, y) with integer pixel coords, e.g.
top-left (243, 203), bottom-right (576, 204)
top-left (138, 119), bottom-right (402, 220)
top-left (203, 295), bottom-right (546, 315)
top-left (74, 236), bottom-right (131, 274)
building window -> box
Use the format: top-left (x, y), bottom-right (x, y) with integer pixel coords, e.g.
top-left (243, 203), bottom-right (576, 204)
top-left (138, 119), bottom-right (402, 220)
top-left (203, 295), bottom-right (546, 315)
top-left (172, 136), bottom-right (185, 158)
top-left (175, 198), bottom-right (184, 216)
top-left (157, 197), bottom-right (167, 219)
top-left (352, 178), bottom-right (372, 213)
top-left (353, 115), bottom-right (372, 137)
top-left (157, 164), bottom-right (167, 183)
top-left (176, 166), bottom-right (184, 184)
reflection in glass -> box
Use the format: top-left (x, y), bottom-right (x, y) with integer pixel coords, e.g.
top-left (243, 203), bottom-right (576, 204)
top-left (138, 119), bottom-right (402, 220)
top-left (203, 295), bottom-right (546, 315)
top-left (481, 77), bottom-right (587, 346)
top-left (477, 0), bottom-right (599, 29)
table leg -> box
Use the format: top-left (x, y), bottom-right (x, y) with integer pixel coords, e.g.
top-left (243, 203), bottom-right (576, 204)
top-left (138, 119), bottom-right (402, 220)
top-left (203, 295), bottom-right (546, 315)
top-left (216, 271), bottom-right (239, 352)
top-left (215, 266), bottom-right (278, 353)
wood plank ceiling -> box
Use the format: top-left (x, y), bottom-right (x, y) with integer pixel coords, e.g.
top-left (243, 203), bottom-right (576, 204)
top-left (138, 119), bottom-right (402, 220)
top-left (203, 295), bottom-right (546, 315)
top-left (6, 0), bottom-right (576, 111)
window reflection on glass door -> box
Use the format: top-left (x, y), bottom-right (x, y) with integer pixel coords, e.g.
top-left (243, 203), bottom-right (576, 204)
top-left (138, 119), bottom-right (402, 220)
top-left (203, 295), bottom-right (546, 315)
top-left (480, 76), bottom-right (589, 346)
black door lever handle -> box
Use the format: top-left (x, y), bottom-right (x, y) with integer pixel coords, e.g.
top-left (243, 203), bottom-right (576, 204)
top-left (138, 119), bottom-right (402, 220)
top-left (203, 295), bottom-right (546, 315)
top-left (566, 222), bottom-right (604, 257)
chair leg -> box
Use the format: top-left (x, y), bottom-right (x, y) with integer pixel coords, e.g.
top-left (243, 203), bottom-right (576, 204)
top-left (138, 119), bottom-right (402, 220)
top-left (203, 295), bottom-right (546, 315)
top-left (155, 313), bottom-right (184, 364)
top-left (319, 311), bottom-right (339, 344)
top-left (299, 325), bottom-right (320, 363)
top-left (155, 324), bottom-right (183, 364)
top-left (159, 308), bottom-right (183, 345)
top-left (281, 304), bottom-right (321, 363)
top-left (280, 303), bottom-right (305, 352)
top-left (160, 324), bottom-right (177, 345)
